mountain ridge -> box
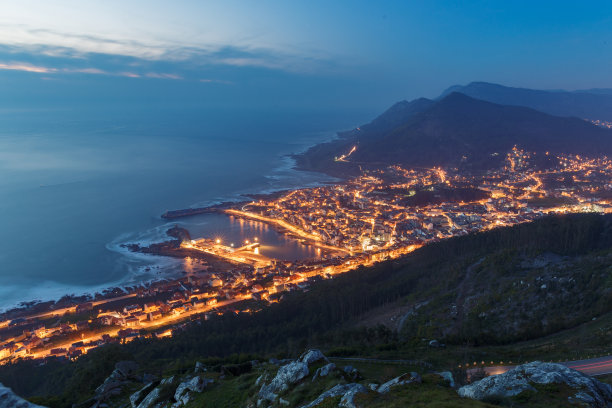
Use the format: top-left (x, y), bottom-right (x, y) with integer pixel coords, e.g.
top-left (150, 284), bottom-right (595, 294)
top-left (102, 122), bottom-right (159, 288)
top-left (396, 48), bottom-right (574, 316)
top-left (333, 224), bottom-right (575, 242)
top-left (295, 91), bottom-right (612, 176)
top-left (439, 81), bottom-right (612, 121)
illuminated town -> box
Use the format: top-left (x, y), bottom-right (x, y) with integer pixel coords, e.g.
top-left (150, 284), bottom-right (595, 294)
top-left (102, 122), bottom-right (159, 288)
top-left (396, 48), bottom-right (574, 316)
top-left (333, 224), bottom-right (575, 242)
top-left (2, 147), bottom-right (612, 365)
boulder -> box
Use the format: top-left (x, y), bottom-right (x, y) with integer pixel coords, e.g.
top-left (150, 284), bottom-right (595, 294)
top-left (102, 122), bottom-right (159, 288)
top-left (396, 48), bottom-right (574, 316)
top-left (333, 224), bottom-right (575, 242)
top-left (259, 361), bottom-right (309, 401)
top-left (136, 377), bottom-right (176, 408)
top-left (312, 363), bottom-right (336, 381)
top-left (194, 362), bottom-right (207, 374)
top-left (343, 366), bottom-right (361, 381)
top-left (130, 381), bottom-right (160, 408)
top-left (303, 383), bottom-right (367, 408)
top-left (95, 360), bottom-right (140, 402)
top-left (458, 361), bottom-right (612, 407)
top-left (428, 339), bottom-right (444, 348)
top-left (174, 376), bottom-right (213, 405)
top-left (377, 372), bottom-right (421, 394)
top-left (436, 371), bottom-right (455, 388)
top-left (0, 383), bottom-right (46, 408)
top-left (298, 349), bottom-right (328, 366)
top-left (135, 386), bottom-right (162, 408)
top-left (339, 387), bottom-right (366, 408)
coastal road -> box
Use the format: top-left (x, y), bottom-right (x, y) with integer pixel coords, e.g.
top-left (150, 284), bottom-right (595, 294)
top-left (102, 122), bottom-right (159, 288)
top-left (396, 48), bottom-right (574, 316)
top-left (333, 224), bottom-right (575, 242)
top-left (27, 293), bottom-right (137, 320)
top-left (469, 355), bottom-right (612, 378)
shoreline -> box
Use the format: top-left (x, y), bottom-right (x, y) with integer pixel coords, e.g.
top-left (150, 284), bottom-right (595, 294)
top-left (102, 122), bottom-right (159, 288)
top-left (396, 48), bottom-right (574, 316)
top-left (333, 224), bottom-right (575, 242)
top-left (0, 131), bottom-right (345, 318)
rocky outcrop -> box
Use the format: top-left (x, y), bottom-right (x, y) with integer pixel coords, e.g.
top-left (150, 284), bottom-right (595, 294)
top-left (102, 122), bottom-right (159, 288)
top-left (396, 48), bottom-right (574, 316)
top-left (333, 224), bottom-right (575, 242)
top-left (342, 366), bottom-right (361, 381)
top-left (259, 349), bottom-right (333, 405)
top-left (458, 361), bottom-right (612, 407)
top-left (130, 381), bottom-right (160, 408)
top-left (312, 363), bottom-right (336, 381)
top-left (194, 362), bottom-right (207, 374)
top-left (136, 377), bottom-right (176, 408)
top-left (298, 349), bottom-right (328, 366)
top-left (377, 372), bottom-right (421, 394)
top-left (258, 361), bottom-right (309, 402)
top-left (90, 361), bottom-right (140, 405)
top-left (303, 383), bottom-right (367, 408)
top-left (0, 383), bottom-right (46, 408)
top-left (436, 371), bottom-right (455, 388)
top-left (173, 376), bottom-right (213, 406)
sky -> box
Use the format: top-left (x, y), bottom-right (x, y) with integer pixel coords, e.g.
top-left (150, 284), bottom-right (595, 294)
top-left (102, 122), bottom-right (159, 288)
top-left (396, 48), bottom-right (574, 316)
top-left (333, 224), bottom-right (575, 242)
top-left (1, 0), bottom-right (612, 111)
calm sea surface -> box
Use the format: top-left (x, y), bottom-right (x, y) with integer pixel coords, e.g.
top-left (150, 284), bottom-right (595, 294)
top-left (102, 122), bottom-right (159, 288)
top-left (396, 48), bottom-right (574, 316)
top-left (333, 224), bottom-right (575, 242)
top-left (0, 105), bottom-right (369, 310)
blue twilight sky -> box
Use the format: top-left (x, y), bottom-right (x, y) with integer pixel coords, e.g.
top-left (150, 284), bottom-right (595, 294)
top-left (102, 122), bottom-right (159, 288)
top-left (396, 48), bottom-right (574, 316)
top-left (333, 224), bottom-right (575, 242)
top-left (1, 0), bottom-right (612, 111)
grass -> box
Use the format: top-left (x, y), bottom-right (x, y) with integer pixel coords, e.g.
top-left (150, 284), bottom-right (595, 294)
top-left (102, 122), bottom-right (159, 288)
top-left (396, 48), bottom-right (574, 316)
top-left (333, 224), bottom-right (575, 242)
top-left (185, 371), bottom-right (260, 408)
top-left (352, 375), bottom-right (495, 408)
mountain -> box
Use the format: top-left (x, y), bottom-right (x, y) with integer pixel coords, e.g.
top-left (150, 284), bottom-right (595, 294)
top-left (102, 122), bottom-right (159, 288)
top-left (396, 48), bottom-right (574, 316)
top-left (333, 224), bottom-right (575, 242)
top-left (296, 92), bottom-right (612, 176)
top-left (440, 82), bottom-right (612, 121)
top-left (337, 97), bottom-right (434, 138)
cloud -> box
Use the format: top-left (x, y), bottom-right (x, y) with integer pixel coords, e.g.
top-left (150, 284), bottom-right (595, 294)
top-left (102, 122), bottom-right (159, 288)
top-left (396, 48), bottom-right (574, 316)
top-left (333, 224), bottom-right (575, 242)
top-left (0, 23), bottom-right (329, 74)
top-left (145, 72), bottom-right (182, 80)
top-left (0, 59), bottom-right (186, 80)
top-left (199, 78), bottom-right (233, 85)
top-left (0, 62), bottom-right (56, 73)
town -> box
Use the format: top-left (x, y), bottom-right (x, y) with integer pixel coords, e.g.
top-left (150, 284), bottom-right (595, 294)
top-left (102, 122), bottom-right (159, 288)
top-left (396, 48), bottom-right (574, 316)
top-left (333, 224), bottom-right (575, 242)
top-left (1, 147), bottom-right (612, 365)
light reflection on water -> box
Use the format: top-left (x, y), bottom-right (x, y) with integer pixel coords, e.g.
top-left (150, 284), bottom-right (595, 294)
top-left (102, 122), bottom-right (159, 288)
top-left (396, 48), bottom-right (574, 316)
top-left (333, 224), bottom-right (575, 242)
top-left (182, 213), bottom-right (323, 261)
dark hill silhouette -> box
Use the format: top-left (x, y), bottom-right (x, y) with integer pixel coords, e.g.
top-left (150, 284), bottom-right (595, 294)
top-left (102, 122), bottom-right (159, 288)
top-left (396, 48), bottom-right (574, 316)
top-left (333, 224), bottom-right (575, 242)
top-left (296, 92), bottom-right (612, 175)
top-left (440, 81), bottom-right (612, 121)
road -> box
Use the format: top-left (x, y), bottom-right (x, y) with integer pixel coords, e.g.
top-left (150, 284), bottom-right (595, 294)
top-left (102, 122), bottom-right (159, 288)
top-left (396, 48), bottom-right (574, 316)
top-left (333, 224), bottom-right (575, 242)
top-left (27, 293), bottom-right (138, 320)
top-left (469, 355), bottom-right (612, 378)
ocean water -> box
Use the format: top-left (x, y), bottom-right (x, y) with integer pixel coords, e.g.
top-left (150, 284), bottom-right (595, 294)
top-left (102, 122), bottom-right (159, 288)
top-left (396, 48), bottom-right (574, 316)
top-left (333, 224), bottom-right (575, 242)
top-left (0, 105), bottom-right (369, 311)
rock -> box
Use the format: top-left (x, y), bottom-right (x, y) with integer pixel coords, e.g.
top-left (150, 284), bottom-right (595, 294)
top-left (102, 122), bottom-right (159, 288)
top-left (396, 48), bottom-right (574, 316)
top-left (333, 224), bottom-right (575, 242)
top-left (135, 386), bottom-right (163, 408)
top-left (368, 383), bottom-right (379, 391)
top-left (0, 383), bottom-right (46, 408)
top-left (377, 372), bottom-right (421, 394)
top-left (174, 376), bottom-right (213, 405)
top-left (130, 382), bottom-right (159, 408)
top-left (428, 339), bottom-right (445, 348)
top-left (259, 361), bottom-right (309, 401)
top-left (94, 360), bottom-right (141, 402)
top-left (458, 361), bottom-right (612, 406)
top-left (257, 384), bottom-right (278, 404)
top-left (136, 377), bottom-right (176, 408)
top-left (255, 373), bottom-right (268, 386)
top-left (161, 376), bottom-right (175, 385)
top-left (339, 386), bottom-right (367, 408)
top-left (94, 378), bottom-right (126, 398)
top-left (343, 366), bottom-right (361, 381)
top-left (298, 349), bottom-right (328, 366)
top-left (436, 371), bottom-right (455, 388)
top-left (279, 397), bottom-right (290, 406)
top-left (194, 362), bottom-right (207, 373)
top-left (115, 361), bottom-right (139, 379)
top-left (312, 363), bottom-right (336, 381)
top-left (303, 383), bottom-right (367, 408)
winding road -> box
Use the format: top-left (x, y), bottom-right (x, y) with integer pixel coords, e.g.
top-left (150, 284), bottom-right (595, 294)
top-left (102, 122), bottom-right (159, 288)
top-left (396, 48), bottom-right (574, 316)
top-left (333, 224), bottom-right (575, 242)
top-left (471, 355), bottom-right (612, 378)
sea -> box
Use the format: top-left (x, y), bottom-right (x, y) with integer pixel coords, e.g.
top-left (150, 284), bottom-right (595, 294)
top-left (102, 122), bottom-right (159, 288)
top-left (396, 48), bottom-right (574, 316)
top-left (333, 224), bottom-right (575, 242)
top-left (0, 105), bottom-right (371, 311)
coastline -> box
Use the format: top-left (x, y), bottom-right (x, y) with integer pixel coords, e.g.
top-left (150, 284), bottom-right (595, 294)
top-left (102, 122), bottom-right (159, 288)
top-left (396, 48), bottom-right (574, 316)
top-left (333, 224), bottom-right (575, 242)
top-left (0, 130), bottom-right (346, 317)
